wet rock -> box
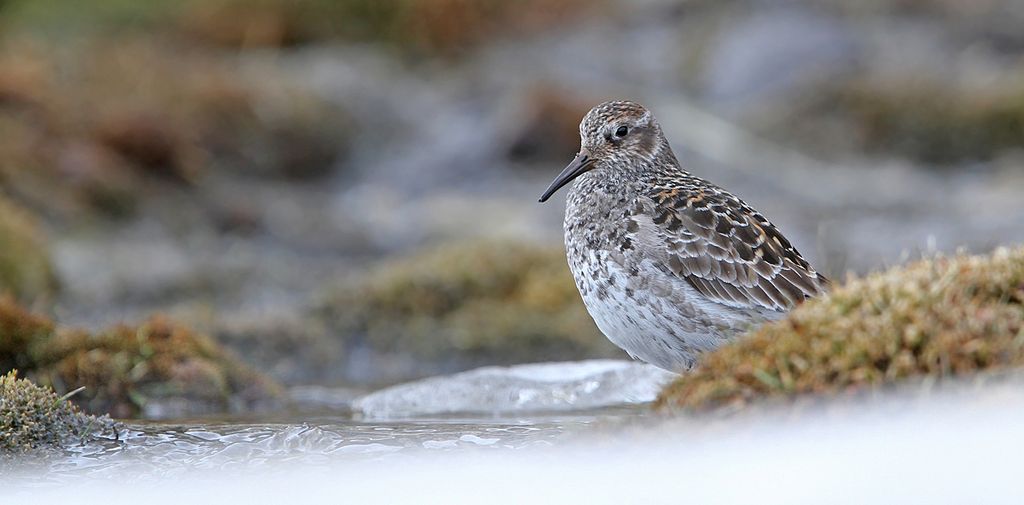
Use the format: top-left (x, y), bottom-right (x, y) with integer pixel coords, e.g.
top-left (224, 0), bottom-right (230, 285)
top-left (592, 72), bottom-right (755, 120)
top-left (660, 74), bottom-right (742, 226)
top-left (0, 371), bottom-right (118, 454)
top-left (657, 246), bottom-right (1024, 412)
top-left (354, 360), bottom-right (676, 418)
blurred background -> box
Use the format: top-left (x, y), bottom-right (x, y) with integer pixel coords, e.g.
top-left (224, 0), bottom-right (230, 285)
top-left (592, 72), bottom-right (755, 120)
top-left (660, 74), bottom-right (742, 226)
top-left (2, 0), bottom-right (1023, 417)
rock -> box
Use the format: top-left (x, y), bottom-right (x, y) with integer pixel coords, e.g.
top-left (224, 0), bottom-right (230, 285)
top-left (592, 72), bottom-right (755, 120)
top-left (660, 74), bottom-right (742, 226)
top-left (355, 360), bottom-right (676, 418)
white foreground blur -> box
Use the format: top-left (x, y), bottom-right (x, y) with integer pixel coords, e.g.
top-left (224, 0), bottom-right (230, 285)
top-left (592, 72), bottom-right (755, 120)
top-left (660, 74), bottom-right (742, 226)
top-left (5, 379), bottom-right (1022, 505)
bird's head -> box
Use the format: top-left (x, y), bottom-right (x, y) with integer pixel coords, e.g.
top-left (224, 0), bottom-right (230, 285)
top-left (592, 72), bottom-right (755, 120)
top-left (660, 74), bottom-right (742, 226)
top-left (539, 100), bottom-right (667, 202)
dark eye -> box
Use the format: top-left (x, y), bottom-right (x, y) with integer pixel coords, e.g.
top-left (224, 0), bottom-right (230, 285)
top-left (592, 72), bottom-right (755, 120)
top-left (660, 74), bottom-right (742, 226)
top-left (615, 125), bottom-right (629, 138)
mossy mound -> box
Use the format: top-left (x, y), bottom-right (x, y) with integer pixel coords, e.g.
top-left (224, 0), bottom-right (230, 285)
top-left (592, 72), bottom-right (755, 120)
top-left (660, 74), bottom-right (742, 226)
top-left (0, 299), bottom-right (280, 418)
top-left (657, 246), bottom-right (1024, 412)
top-left (36, 317), bottom-right (282, 418)
top-left (1, 371), bottom-right (117, 454)
top-left (321, 240), bottom-right (620, 374)
top-left (0, 197), bottom-right (57, 302)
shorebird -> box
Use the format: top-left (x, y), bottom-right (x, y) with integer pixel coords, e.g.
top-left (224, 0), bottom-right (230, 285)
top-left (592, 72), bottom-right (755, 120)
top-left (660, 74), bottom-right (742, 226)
top-left (539, 100), bottom-right (828, 372)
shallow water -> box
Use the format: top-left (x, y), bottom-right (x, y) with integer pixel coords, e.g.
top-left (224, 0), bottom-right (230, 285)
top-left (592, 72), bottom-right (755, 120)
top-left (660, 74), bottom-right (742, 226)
top-left (6, 407), bottom-right (646, 485)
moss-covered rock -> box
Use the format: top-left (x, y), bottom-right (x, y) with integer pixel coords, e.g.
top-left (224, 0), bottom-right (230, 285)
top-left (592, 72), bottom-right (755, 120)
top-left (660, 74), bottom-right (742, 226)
top-left (1, 370), bottom-right (117, 454)
top-left (34, 316), bottom-right (282, 418)
top-left (0, 299), bottom-right (281, 418)
top-left (320, 240), bottom-right (620, 378)
top-left (0, 197), bottom-right (57, 302)
top-left (656, 246), bottom-right (1024, 412)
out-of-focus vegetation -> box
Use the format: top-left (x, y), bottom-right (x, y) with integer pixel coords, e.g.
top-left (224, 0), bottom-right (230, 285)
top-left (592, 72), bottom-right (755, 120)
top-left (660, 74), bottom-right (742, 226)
top-left (1, 370), bottom-right (117, 454)
top-left (0, 298), bottom-right (280, 418)
top-left (773, 78), bottom-right (1024, 165)
top-left (2, 0), bottom-right (598, 56)
top-left (0, 33), bottom-right (345, 221)
top-left (320, 240), bottom-right (620, 368)
top-left (657, 247), bottom-right (1024, 412)
top-left (0, 196), bottom-right (56, 302)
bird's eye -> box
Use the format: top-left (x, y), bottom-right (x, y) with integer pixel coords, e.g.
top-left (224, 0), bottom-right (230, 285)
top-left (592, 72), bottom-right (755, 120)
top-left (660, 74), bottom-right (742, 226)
top-left (615, 125), bottom-right (629, 138)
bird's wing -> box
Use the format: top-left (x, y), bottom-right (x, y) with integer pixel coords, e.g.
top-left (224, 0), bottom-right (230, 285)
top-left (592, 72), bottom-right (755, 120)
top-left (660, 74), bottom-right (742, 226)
top-left (633, 183), bottom-right (829, 312)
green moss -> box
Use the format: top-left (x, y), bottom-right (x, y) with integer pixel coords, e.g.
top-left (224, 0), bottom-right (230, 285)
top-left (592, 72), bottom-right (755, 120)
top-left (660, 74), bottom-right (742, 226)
top-left (656, 246), bottom-right (1024, 412)
top-left (1, 370), bottom-right (117, 454)
top-left (321, 240), bottom-right (619, 367)
top-left (0, 197), bottom-right (57, 302)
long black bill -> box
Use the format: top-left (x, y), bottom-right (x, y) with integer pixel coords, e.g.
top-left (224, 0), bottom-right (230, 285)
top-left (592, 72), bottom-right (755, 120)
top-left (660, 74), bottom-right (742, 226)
top-left (538, 151), bottom-right (594, 203)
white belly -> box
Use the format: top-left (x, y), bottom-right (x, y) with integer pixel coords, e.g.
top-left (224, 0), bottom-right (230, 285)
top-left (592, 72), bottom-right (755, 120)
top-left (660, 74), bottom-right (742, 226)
top-left (571, 251), bottom-right (768, 372)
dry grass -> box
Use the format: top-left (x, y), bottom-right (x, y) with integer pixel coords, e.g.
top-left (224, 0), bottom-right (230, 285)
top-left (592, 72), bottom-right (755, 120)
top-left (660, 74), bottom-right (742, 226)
top-left (656, 246), bottom-right (1024, 411)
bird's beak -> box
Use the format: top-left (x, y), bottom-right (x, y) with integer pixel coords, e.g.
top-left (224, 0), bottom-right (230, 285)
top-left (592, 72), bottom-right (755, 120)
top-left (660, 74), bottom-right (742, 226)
top-left (538, 150), bottom-right (594, 203)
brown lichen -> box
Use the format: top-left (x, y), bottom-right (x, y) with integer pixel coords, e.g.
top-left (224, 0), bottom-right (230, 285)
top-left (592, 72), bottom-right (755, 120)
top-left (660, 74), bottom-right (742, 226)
top-left (656, 246), bottom-right (1024, 412)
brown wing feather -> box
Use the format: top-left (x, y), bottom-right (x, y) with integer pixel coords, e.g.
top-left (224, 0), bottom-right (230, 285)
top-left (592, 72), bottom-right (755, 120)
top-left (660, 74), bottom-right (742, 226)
top-left (645, 184), bottom-right (828, 312)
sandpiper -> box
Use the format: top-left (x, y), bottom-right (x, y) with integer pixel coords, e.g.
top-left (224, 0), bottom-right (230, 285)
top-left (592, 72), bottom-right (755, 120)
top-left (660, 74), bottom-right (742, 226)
top-left (539, 100), bottom-right (828, 372)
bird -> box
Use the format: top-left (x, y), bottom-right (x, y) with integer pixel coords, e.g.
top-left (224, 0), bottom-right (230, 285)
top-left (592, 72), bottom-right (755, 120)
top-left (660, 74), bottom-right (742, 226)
top-left (538, 100), bottom-right (828, 372)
